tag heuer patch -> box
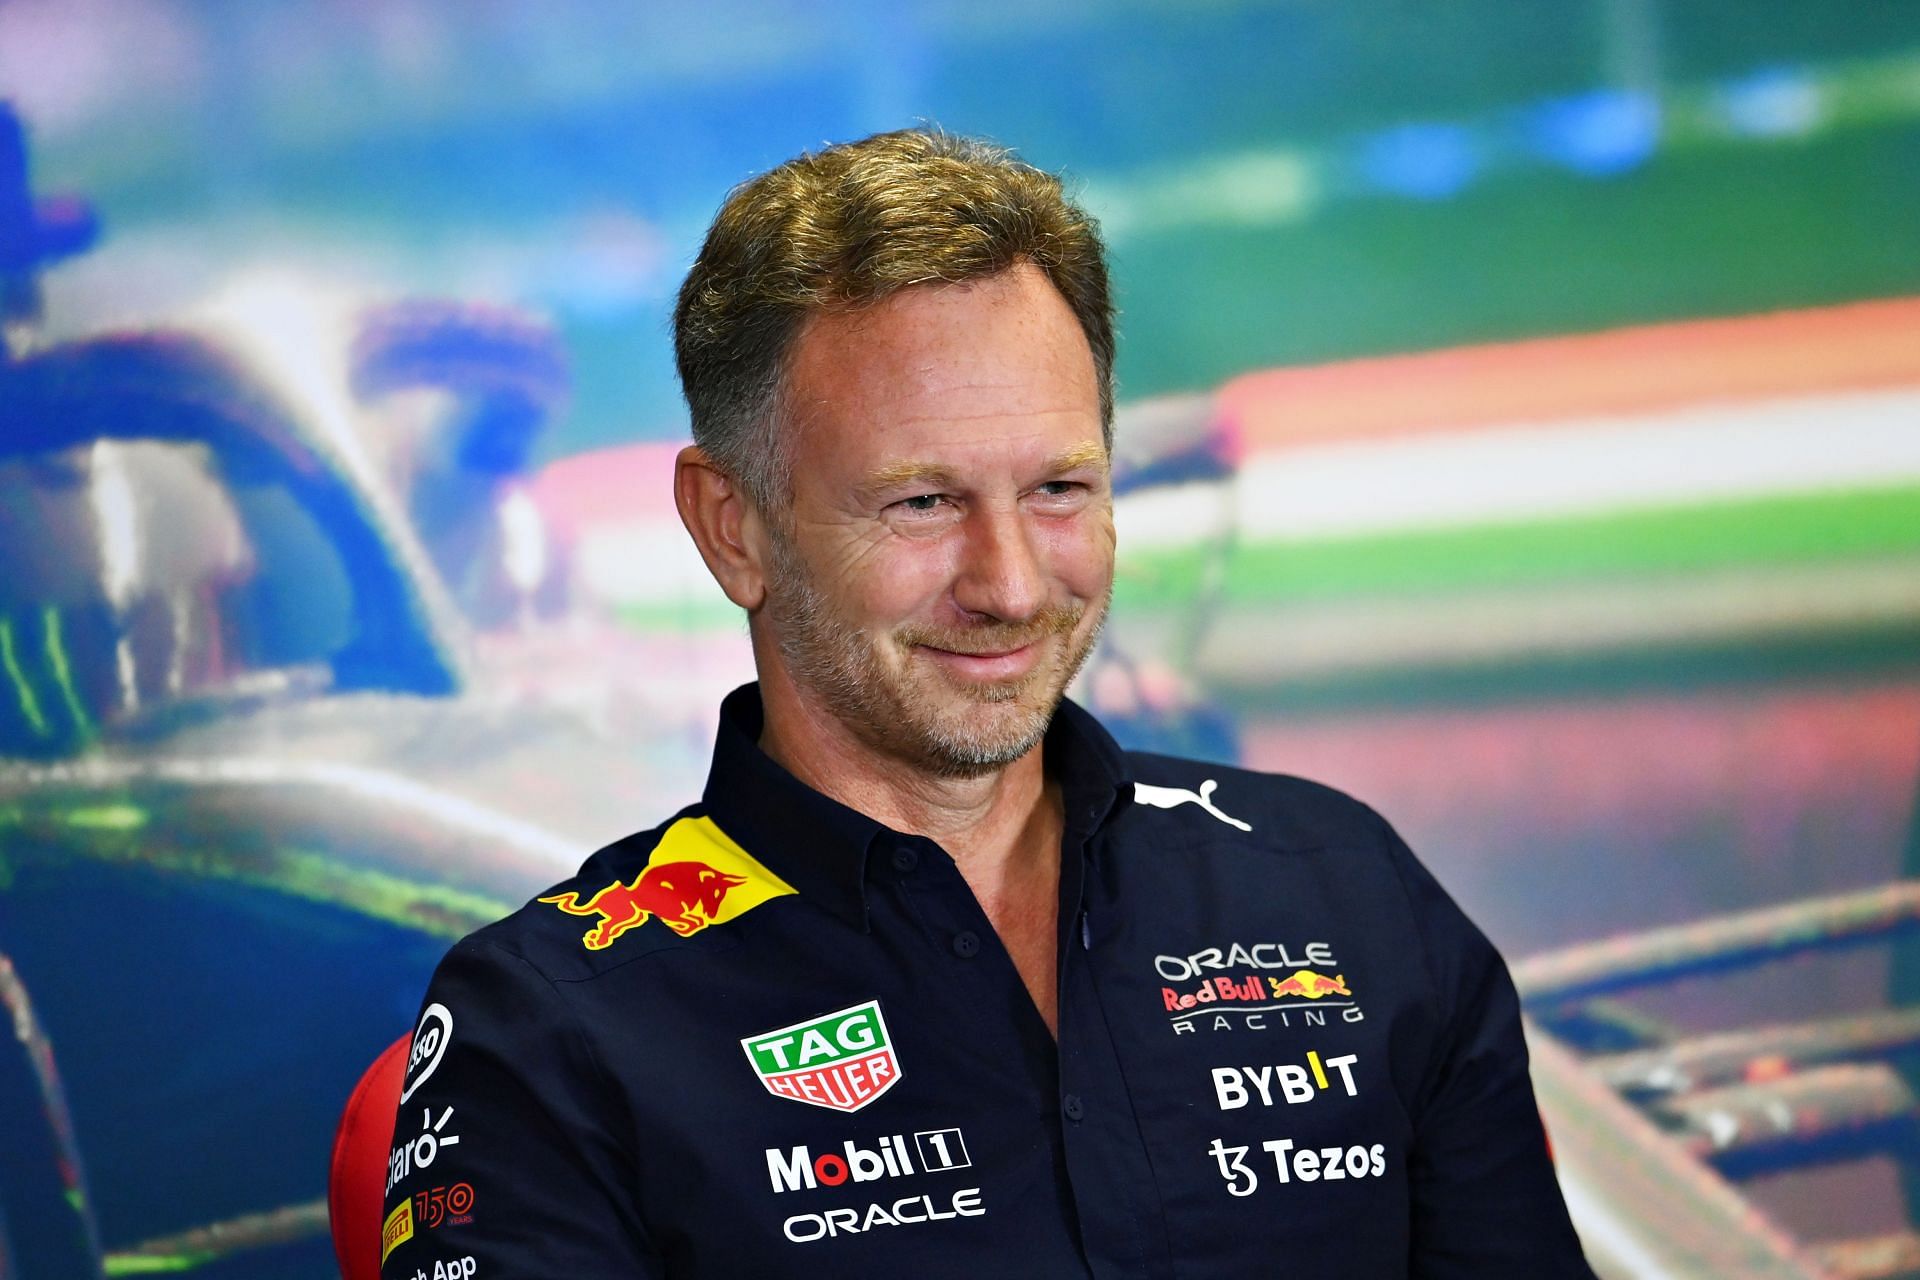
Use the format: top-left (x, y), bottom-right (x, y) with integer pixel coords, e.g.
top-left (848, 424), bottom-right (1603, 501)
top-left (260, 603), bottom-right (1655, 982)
top-left (741, 999), bottom-right (901, 1112)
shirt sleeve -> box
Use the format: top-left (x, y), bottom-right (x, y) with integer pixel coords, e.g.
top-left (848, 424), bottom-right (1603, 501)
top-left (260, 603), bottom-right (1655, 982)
top-left (378, 936), bottom-right (666, 1280)
top-left (1377, 814), bottom-right (1597, 1279)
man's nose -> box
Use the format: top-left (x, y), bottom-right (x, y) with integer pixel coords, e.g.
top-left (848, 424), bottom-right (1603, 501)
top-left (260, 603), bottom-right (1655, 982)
top-left (952, 503), bottom-right (1046, 623)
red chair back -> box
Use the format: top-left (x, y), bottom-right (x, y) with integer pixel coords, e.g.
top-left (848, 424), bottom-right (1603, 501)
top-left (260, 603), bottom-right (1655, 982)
top-left (329, 1035), bottom-right (410, 1280)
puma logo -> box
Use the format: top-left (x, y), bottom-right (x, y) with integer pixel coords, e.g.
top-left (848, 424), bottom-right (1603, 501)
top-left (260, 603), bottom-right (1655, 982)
top-left (1132, 779), bottom-right (1252, 832)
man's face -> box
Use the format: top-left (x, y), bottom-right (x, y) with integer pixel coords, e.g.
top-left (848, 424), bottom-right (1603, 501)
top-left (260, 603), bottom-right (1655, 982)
top-left (761, 263), bottom-right (1114, 777)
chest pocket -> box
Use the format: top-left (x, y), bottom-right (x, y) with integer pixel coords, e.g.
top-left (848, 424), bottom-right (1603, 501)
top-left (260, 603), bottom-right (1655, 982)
top-left (1084, 831), bottom-right (1421, 1275)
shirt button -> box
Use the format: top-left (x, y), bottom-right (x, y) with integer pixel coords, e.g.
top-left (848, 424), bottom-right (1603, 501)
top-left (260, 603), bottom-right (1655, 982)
top-left (1062, 1093), bottom-right (1085, 1122)
top-left (892, 847), bottom-right (919, 873)
top-left (951, 931), bottom-right (981, 958)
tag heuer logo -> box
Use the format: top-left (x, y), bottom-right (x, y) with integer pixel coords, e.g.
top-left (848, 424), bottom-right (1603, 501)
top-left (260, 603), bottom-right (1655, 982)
top-left (741, 999), bottom-right (901, 1112)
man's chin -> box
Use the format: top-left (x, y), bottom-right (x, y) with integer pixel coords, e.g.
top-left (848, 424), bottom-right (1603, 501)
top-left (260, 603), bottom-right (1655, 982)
top-left (915, 719), bottom-right (1050, 778)
top-left (906, 684), bottom-right (1064, 775)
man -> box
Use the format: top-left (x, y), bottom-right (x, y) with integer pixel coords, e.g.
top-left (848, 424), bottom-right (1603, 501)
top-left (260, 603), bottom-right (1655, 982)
top-left (379, 129), bottom-right (1593, 1278)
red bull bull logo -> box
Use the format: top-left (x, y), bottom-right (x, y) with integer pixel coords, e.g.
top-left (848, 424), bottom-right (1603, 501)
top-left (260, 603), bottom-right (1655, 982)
top-left (540, 815), bottom-right (796, 951)
top-left (543, 861), bottom-right (749, 948)
top-left (1267, 971), bottom-right (1350, 1000)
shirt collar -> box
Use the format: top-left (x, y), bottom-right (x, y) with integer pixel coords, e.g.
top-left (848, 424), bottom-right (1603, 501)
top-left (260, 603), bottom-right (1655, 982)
top-left (699, 683), bottom-right (1134, 932)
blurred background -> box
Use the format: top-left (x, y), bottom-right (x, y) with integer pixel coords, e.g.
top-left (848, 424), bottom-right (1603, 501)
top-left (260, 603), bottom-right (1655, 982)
top-left (2, 1), bottom-right (1919, 1276)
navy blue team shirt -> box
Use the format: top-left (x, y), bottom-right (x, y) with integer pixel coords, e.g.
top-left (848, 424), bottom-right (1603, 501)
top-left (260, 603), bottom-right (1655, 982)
top-left (378, 684), bottom-right (1594, 1278)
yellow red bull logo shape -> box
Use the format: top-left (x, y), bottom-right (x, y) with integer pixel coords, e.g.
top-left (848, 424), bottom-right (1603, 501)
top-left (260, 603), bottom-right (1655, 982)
top-left (541, 815), bottom-right (796, 950)
top-left (1267, 971), bottom-right (1350, 1000)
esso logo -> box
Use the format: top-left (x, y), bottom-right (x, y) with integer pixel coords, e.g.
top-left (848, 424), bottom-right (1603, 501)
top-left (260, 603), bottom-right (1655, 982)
top-left (401, 1003), bottom-right (453, 1104)
top-left (410, 1026), bottom-right (441, 1070)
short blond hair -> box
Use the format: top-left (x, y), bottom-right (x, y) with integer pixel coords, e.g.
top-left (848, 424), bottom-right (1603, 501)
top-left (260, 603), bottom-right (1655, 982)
top-left (673, 129), bottom-right (1114, 514)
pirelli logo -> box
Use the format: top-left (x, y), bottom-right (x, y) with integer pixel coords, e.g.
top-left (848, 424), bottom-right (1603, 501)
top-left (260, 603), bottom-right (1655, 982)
top-left (381, 1200), bottom-right (415, 1263)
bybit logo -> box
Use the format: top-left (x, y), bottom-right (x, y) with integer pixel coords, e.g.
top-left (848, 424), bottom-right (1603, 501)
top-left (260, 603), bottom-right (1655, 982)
top-left (1211, 1050), bottom-right (1359, 1110)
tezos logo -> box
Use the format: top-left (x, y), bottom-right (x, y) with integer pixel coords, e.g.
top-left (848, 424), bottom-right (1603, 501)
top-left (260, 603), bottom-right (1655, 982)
top-left (401, 1003), bottom-right (452, 1105)
top-left (742, 1000), bottom-right (901, 1112)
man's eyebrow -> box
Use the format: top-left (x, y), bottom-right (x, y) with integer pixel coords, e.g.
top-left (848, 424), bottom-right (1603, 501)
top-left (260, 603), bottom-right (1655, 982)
top-left (859, 461), bottom-right (960, 495)
top-left (1047, 443), bottom-right (1111, 475)
top-left (858, 445), bottom-right (1109, 497)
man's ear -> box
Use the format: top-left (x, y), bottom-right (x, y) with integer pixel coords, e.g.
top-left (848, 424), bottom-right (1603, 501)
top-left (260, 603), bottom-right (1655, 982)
top-left (674, 445), bottom-right (769, 611)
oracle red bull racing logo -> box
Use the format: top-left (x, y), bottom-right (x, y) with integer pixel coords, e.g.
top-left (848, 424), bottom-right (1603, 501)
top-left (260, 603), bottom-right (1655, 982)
top-left (1158, 941), bottom-right (1364, 1035)
top-left (541, 815), bottom-right (795, 950)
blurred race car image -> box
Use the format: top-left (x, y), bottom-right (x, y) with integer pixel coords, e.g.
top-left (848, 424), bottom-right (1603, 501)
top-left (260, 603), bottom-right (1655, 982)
top-left (6, 94), bottom-right (1920, 1279)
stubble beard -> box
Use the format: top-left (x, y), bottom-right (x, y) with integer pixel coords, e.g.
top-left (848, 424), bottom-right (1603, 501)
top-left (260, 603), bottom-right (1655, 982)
top-left (765, 534), bottom-right (1108, 779)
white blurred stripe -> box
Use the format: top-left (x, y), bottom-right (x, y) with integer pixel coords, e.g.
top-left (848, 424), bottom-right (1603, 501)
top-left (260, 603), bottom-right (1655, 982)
top-left (1558, 1168), bottom-right (1685, 1280)
top-left (1116, 388), bottom-right (1920, 549)
top-left (1187, 559), bottom-right (1920, 683)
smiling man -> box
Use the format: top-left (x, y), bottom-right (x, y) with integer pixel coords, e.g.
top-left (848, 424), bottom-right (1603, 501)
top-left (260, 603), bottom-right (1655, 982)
top-left (380, 130), bottom-right (1594, 1279)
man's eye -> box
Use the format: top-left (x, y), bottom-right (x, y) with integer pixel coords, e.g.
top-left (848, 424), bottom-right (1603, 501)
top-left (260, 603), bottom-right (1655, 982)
top-left (898, 494), bottom-right (943, 513)
top-left (1036, 481), bottom-right (1077, 496)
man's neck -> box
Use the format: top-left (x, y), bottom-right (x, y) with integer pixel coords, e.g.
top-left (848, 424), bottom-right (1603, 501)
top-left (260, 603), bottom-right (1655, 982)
top-left (754, 662), bottom-right (1068, 1034)
top-left (755, 668), bottom-right (1058, 878)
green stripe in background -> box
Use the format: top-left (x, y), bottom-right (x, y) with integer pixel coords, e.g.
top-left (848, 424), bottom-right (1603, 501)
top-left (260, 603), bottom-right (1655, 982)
top-left (598, 486), bottom-right (1920, 634)
top-left (1114, 485), bottom-right (1920, 611)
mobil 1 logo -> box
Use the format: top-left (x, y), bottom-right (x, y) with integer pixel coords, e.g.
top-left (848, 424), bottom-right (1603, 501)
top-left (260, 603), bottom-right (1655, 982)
top-left (766, 1127), bottom-right (971, 1194)
top-left (767, 1126), bottom-right (984, 1244)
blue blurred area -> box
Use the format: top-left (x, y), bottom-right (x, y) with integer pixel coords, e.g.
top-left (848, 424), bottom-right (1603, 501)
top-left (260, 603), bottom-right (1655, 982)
top-left (1525, 88), bottom-right (1663, 176)
top-left (14, 0), bottom-right (1920, 453)
top-left (1355, 122), bottom-right (1483, 200)
top-left (0, 859), bottom-right (448, 1243)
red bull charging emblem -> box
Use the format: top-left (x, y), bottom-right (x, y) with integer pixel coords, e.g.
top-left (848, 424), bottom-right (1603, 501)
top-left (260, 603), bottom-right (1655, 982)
top-left (1267, 971), bottom-right (1350, 1000)
top-left (541, 815), bottom-right (796, 950)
